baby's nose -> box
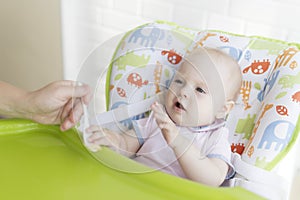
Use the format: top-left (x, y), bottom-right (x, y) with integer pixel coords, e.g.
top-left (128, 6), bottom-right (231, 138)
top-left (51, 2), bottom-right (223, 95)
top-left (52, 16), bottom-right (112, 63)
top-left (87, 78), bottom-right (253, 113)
top-left (179, 85), bottom-right (191, 98)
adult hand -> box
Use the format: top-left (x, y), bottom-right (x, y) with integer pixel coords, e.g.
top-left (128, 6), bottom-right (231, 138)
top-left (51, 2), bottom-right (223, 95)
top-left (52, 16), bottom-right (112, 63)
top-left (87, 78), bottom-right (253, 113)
top-left (24, 80), bottom-right (91, 131)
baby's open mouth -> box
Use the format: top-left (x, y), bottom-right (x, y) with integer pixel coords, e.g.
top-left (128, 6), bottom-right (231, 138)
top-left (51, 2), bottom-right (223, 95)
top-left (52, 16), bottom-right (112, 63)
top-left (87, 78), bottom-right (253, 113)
top-left (175, 101), bottom-right (185, 110)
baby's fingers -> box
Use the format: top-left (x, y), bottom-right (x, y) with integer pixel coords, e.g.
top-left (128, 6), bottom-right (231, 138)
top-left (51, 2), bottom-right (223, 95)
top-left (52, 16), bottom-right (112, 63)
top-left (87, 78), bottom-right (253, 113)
top-left (88, 136), bottom-right (110, 146)
top-left (151, 102), bottom-right (165, 118)
top-left (88, 131), bottom-right (105, 141)
top-left (157, 121), bottom-right (172, 130)
top-left (86, 125), bottom-right (102, 133)
top-left (152, 102), bottom-right (172, 123)
top-left (151, 102), bottom-right (164, 113)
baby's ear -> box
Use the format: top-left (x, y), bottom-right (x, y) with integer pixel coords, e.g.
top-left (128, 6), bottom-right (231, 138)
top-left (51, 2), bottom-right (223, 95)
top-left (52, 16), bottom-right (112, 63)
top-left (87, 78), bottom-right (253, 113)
top-left (215, 100), bottom-right (235, 119)
top-left (224, 100), bottom-right (235, 114)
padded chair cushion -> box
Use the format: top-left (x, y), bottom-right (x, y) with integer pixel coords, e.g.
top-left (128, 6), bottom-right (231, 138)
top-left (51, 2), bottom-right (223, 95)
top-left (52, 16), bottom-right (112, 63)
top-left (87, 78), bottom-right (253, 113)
top-left (106, 21), bottom-right (300, 171)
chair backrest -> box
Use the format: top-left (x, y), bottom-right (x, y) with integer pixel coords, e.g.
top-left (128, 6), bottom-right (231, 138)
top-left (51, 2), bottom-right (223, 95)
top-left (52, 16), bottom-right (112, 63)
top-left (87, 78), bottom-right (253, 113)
top-left (105, 21), bottom-right (300, 171)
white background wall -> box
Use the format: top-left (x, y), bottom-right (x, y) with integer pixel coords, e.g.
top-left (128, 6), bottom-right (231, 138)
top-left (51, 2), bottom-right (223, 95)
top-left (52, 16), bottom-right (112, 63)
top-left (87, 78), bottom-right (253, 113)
top-left (61, 1), bottom-right (300, 198)
top-left (61, 0), bottom-right (300, 80)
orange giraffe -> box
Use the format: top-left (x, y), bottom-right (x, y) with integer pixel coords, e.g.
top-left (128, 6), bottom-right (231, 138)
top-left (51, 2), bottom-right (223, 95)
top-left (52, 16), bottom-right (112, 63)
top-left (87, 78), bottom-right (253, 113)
top-left (240, 80), bottom-right (252, 110)
top-left (245, 103), bottom-right (274, 156)
top-left (187, 33), bottom-right (217, 54)
top-left (247, 146), bottom-right (255, 158)
top-left (197, 32), bottom-right (217, 47)
top-left (273, 47), bottom-right (299, 71)
top-left (154, 61), bottom-right (163, 93)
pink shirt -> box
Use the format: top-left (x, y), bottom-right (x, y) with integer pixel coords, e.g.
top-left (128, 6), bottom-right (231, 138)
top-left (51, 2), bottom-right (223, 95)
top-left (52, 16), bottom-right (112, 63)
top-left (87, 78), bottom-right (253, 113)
top-left (132, 112), bottom-right (235, 179)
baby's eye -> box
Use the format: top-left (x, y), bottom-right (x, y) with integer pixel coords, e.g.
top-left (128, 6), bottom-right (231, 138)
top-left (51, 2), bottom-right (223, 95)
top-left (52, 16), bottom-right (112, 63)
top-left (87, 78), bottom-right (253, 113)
top-left (174, 79), bottom-right (183, 84)
top-left (196, 87), bottom-right (206, 94)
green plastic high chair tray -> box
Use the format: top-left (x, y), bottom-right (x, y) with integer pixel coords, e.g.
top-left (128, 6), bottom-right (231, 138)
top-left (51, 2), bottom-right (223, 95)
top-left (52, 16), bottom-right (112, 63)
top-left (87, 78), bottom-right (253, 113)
top-left (0, 119), bottom-right (262, 200)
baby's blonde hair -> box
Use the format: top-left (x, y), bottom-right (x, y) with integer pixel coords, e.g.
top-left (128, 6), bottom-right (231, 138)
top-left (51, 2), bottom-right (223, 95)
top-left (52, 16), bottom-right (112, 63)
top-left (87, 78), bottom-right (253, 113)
top-left (197, 47), bottom-right (242, 102)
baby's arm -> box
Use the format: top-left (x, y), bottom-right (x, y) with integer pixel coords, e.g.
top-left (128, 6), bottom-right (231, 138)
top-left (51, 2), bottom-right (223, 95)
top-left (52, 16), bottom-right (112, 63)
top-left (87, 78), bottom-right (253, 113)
top-left (87, 126), bottom-right (140, 157)
top-left (151, 102), bottom-right (228, 186)
top-left (171, 138), bottom-right (228, 186)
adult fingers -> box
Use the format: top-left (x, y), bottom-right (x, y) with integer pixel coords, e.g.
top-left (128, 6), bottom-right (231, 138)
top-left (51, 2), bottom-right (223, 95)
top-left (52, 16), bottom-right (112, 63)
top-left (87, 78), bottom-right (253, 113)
top-left (60, 98), bottom-right (73, 123)
top-left (70, 98), bottom-right (84, 123)
top-left (60, 98), bottom-right (82, 131)
top-left (53, 80), bottom-right (92, 104)
top-left (60, 119), bottom-right (72, 131)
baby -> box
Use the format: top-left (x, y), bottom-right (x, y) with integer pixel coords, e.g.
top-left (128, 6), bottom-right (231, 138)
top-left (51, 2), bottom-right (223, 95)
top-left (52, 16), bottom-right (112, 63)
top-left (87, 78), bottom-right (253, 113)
top-left (87, 47), bottom-right (242, 186)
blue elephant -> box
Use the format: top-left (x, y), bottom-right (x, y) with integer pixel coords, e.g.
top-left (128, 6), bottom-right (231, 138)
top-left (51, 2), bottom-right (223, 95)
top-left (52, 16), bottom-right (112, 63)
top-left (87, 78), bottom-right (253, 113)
top-left (219, 46), bottom-right (242, 61)
top-left (128, 27), bottom-right (165, 49)
top-left (258, 120), bottom-right (294, 151)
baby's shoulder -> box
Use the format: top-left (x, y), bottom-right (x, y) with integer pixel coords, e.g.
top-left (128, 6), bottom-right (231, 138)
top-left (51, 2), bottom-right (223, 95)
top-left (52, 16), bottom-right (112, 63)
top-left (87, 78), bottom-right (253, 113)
top-left (207, 126), bottom-right (230, 146)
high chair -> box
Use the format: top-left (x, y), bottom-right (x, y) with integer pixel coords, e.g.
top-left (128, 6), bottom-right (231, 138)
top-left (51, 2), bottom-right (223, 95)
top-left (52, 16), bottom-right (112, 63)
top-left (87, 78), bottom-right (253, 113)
top-left (0, 21), bottom-right (299, 200)
top-left (83, 21), bottom-right (300, 200)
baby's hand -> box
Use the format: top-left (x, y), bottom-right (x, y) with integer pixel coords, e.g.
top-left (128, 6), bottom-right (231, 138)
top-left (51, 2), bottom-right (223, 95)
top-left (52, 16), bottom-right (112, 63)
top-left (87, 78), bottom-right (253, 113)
top-left (86, 125), bottom-right (117, 152)
top-left (151, 102), bottom-right (179, 145)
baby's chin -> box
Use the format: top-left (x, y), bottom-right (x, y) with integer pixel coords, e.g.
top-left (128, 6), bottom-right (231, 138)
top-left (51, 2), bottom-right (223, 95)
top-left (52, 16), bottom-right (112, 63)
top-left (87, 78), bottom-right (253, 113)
top-left (175, 118), bottom-right (215, 127)
top-left (172, 119), bottom-right (203, 127)
top-left (166, 108), bottom-right (209, 127)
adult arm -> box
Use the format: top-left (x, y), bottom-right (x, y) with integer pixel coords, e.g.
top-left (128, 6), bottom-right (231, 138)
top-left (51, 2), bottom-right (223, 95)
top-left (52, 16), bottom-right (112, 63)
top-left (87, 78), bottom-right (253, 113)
top-left (0, 80), bottom-right (91, 131)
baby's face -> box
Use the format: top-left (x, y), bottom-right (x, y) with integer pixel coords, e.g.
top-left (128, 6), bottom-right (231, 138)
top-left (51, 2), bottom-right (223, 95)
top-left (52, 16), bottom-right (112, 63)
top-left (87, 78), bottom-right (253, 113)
top-left (165, 59), bottom-right (219, 127)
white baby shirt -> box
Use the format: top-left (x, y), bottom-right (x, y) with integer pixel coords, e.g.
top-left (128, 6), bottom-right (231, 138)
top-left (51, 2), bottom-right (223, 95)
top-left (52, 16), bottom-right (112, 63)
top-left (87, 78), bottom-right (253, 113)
top-left (132, 112), bottom-right (235, 180)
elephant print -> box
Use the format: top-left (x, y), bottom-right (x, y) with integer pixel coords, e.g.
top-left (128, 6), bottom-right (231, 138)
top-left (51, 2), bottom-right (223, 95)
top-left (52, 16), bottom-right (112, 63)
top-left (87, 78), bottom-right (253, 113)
top-left (128, 27), bottom-right (165, 49)
top-left (258, 120), bottom-right (294, 151)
